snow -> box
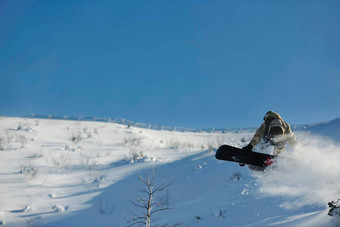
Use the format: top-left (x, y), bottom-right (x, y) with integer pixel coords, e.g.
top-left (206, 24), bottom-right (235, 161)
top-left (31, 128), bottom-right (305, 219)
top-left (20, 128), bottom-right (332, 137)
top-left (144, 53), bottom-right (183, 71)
top-left (0, 116), bottom-right (339, 226)
top-left (257, 133), bottom-right (340, 209)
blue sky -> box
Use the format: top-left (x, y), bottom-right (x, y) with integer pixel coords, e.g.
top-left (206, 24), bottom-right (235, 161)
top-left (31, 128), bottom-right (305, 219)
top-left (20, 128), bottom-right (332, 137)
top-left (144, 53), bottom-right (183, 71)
top-left (1, 0), bottom-right (340, 128)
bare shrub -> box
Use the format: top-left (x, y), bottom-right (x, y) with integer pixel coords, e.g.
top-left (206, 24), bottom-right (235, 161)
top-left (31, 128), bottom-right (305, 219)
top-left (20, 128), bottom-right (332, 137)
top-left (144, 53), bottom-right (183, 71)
top-left (19, 162), bottom-right (39, 180)
top-left (166, 139), bottom-right (194, 150)
top-left (81, 156), bottom-right (98, 171)
top-left (17, 135), bottom-right (27, 149)
top-left (71, 132), bottom-right (82, 144)
top-left (0, 137), bottom-right (5, 151)
top-left (51, 152), bottom-right (70, 169)
top-left (124, 136), bottom-right (146, 163)
top-left (17, 124), bottom-right (32, 132)
top-left (126, 171), bottom-right (174, 227)
top-left (206, 144), bottom-right (215, 153)
top-left (87, 171), bottom-right (104, 184)
top-left (123, 136), bottom-right (143, 147)
top-left (129, 148), bottom-right (145, 163)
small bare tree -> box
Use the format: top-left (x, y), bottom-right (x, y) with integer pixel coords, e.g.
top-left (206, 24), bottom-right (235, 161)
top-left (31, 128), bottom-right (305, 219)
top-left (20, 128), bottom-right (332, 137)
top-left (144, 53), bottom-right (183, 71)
top-left (126, 171), bottom-right (173, 227)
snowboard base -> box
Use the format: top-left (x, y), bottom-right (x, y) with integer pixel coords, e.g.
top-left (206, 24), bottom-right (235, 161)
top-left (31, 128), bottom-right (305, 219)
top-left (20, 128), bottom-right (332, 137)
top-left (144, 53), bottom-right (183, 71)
top-left (215, 145), bottom-right (275, 169)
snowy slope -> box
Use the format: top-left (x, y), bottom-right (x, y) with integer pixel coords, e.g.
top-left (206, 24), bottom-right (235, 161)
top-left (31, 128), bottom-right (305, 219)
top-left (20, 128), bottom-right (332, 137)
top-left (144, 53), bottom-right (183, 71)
top-left (306, 118), bottom-right (340, 142)
top-left (0, 116), bottom-right (339, 226)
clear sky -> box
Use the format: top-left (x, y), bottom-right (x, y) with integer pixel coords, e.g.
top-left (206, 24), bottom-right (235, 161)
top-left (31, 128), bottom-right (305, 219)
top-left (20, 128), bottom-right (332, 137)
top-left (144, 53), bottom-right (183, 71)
top-left (1, 0), bottom-right (340, 128)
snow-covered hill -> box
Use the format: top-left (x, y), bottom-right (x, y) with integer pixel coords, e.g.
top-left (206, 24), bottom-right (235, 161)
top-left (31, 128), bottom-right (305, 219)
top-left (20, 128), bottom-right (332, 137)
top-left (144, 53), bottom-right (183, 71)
top-left (306, 118), bottom-right (340, 142)
top-left (0, 116), bottom-right (339, 226)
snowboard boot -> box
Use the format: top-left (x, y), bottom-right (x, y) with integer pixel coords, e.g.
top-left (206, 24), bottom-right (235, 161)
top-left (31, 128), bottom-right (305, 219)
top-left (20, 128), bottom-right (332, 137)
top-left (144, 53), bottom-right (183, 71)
top-left (239, 163), bottom-right (245, 167)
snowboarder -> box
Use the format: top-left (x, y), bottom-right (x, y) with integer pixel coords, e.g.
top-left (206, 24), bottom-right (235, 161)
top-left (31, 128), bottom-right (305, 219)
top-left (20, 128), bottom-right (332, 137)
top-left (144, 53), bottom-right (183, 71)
top-left (242, 111), bottom-right (297, 156)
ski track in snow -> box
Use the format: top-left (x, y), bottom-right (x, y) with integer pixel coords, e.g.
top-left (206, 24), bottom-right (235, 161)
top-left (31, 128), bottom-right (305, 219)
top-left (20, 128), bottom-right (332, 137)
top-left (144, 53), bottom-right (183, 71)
top-left (0, 116), bottom-right (339, 226)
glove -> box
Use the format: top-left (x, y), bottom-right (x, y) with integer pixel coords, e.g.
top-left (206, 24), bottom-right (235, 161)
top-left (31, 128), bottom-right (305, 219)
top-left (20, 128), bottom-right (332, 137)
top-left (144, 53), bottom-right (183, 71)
top-left (242, 144), bottom-right (253, 152)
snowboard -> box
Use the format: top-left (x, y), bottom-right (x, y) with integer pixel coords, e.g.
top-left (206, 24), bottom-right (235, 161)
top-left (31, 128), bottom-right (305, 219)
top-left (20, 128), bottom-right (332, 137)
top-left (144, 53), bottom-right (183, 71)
top-left (215, 145), bottom-right (275, 168)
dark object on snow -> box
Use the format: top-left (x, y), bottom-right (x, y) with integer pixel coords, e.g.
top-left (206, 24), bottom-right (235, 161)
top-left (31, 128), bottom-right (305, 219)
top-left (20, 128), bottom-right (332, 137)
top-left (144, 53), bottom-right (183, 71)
top-left (328, 199), bottom-right (340, 217)
top-left (195, 216), bottom-right (202, 222)
top-left (215, 145), bottom-right (275, 169)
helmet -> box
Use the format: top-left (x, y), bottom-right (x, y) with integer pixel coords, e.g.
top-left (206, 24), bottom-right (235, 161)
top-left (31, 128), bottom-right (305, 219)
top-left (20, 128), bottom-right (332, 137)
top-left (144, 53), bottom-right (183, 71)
top-left (263, 111), bottom-right (281, 122)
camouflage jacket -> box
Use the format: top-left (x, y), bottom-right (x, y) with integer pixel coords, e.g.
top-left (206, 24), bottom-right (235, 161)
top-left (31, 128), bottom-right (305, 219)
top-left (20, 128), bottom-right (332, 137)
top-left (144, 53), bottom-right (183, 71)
top-left (249, 111), bottom-right (297, 148)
